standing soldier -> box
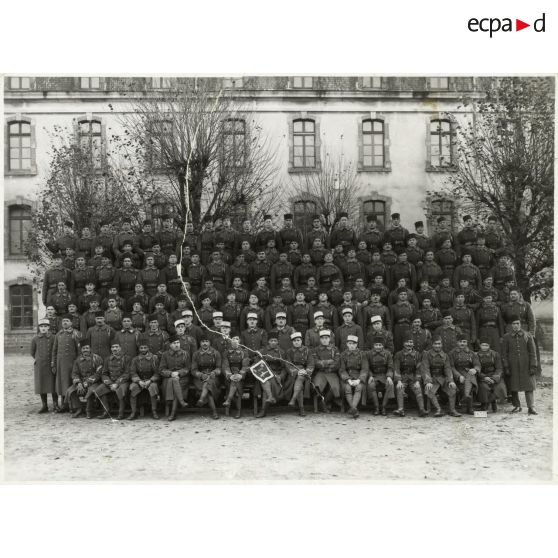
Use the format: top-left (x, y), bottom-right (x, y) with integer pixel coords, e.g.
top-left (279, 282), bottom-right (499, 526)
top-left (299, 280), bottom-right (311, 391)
top-left (191, 336), bottom-right (221, 419)
top-left (491, 253), bottom-right (516, 291)
top-left (477, 337), bottom-right (505, 412)
top-left (305, 311), bottom-right (327, 348)
top-left (404, 234), bottom-right (424, 269)
top-left (159, 336), bottom-right (190, 421)
top-left (435, 239), bottom-right (458, 283)
top-left (265, 292), bottom-right (292, 332)
top-left (421, 337), bottom-right (461, 417)
top-left (432, 216), bottom-right (454, 251)
top-left (250, 251), bottom-right (272, 286)
top-left (501, 317), bottom-right (538, 414)
top-left (365, 315), bottom-right (394, 353)
top-left (113, 257), bottom-right (138, 301)
top-left (31, 318), bottom-right (57, 413)
top-left (95, 255), bottom-right (116, 299)
top-left (312, 330), bottom-right (342, 412)
top-left (229, 255), bottom-right (250, 288)
top-left (290, 291), bottom-right (313, 338)
top-left (470, 235), bottom-right (494, 279)
top-left (328, 212), bottom-right (357, 252)
top-left (157, 214), bottom-right (180, 257)
top-left (339, 335), bottom-right (369, 418)
top-left (383, 212), bottom-right (409, 254)
top-left (85, 312), bottom-right (116, 361)
top-left (256, 333), bottom-right (289, 418)
top-left (42, 255), bottom-right (72, 307)
top-left (418, 250), bottom-right (444, 288)
top-left (315, 291), bottom-right (339, 331)
top-left (95, 222), bottom-right (114, 262)
top-left (49, 281), bottom-right (75, 315)
top-left (393, 336), bottom-right (427, 417)
top-left (389, 251), bottom-right (417, 291)
top-left (417, 297), bottom-right (443, 335)
top-left (285, 332), bottom-right (315, 416)
top-left (408, 317), bottom-right (432, 354)
top-left (269, 312), bottom-right (295, 352)
top-left (450, 292), bottom-right (477, 347)
top-left (52, 315), bottom-right (81, 412)
top-left (453, 252), bottom-right (482, 291)
top-left (484, 215), bottom-right (504, 254)
top-left (160, 253), bottom-right (182, 298)
top-left (316, 251), bottom-right (343, 293)
top-left (199, 215), bottom-right (215, 265)
top-left (142, 314), bottom-right (169, 358)
top-left (206, 250), bottom-right (229, 294)
top-left (306, 214), bottom-right (328, 251)
top-left (449, 335), bottom-right (481, 415)
top-left (215, 216), bottom-right (238, 256)
top-left (183, 253), bottom-right (206, 295)
top-left (70, 255), bottom-right (96, 301)
top-left (366, 340), bottom-right (394, 415)
top-left (112, 218), bottom-right (138, 260)
top-left (434, 312), bottom-right (463, 355)
top-left (359, 215), bottom-right (384, 252)
top-left (278, 213), bottom-right (303, 252)
top-left (128, 341), bottom-right (160, 420)
top-left (390, 287), bottom-right (415, 352)
top-left (501, 288), bottom-right (536, 335)
top-left (342, 248), bottom-right (366, 289)
top-left (436, 275), bottom-right (456, 313)
top-left (254, 214), bottom-right (279, 252)
top-left (293, 253), bottom-right (316, 290)
top-left (222, 334), bottom-right (251, 418)
top-left (270, 252), bottom-right (294, 290)
top-left (335, 308), bottom-right (364, 350)
top-left (50, 220), bottom-right (78, 257)
top-left (414, 220), bottom-right (432, 254)
top-left (94, 342), bottom-right (130, 420)
top-left (137, 219), bottom-right (157, 262)
top-left (380, 241), bottom-right (398, 269)
top-left (366, 251), bottom-right (391, 288)
top-left (476, 293), bottom-right (504, 353)
top-left (114, 315), bottom-right (140, 359)
top-left (456, 215), bottom-right (479, 256)
top-left (479, 276), bottom-right (501, 307)
top-left (66, 340), bottom-right (103, 419)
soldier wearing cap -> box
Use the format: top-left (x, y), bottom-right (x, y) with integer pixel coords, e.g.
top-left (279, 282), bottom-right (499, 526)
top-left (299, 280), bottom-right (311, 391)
top-left (476, 292), bottom-right (504, 353)
top-left (181, 252), bottom-right (206, 295)
top-left (309, 237), bottom-right (328, 267)
top-left (51, 220), bottom-right (78, 257)
top-left (469, 234), bottom-right (494, 279)
top-left (269, 312), bottom-right (295, 352)
top-left (159, 335), bottom-right (191, 420)
top-left (113, 256), bottom-right (138, 301)
top-left (85, 311), bottom-right (115, 361)
top-left (390, 287), bottom-right (415, 352)
top-left (476, 336), bottom-right (505, 412)
top-left (222, 334), bottom-right (251, 418)
top-left (315, 291), bottom-right (339, 330)
top-left (199, 215), bottom-right (215, 265)
top-left (383, 212), bottom-right (409, 255)
top-left (294, 254), bottom-right (316, 290)
top-left (435, 275), bottom-right (455, 313)
top-left (456, 214), bottom-right (478, 254)
top-left (305, 311), bottom-right (327, 348)
top-left (104, 296), bottom-right (124, 332)
top-left (148, 283), bottom-right (177, 314)
top-left (125, 283), bottom-right (150, 314)
top-left (484, 215), bottom-right (504, 254)
top-left (356, 240), bottom-right (372, 266)
top-left (206, 249), bottom-right (230, 294)
top-left (229, 254), bottom-right (250, 288)
top-left (305, 214), bottom-right (328, 251)
top-left (312, 330), bottom-right (342, 412)
top-left (287, 240), bottom-right (303, 268)
top-left (290, 290), bottom-right (313, 338)
top-left (435, 238), bottom-right (458, 283)
top-left (173, 318), bottom-right (198, 354)
top-left (363, 284), bottom-right (390, 326)
top-left (240, 312), bottom-right (268, 361)
top-left (141, 313), bottom-right (169, 358)
top-left (432, 215), bottom-right (454, 251)
top-left (365, 315), bottom-right (394, 352)
top-left (94, 342), bottom-right (130, 419)
top-left (359, 215), bottom-right (384, 252)
top-left (301, 276), bottom-right (320, 306)
top-left (221, 293), bottom-right (242, 335)
top-left (404, 234), bottom-right (424, 268)
top-left (335, 307), bottom-right (364, 350)
top-left (254, 214), bottom-right (279, 252)
top-left (328, 212), bottom-right (357, 252)
top-left (500, 288), bottom-right (535, 335)
top-left (270, 251), bottom-right (294, 290)
top-left (365, 338), bottom-right (394, 415)
top-left (112, 218), bottom-right (139, 260)
top-left (214, 216), bottom-right (238, 255)
top-left (191, 336), bottom-right (221, 419)
top-left (365, 250), bottom-right (390, 288)
top-left (380, 240), bottom-right (398, 269)
top-left (114, 314), bottom-right (141, 359)
top-left (490, 252), bottom-right (516, 291)
top-left (137, 219), bottom-right (157, 261)
top-left (393, 335), bottom-right (427, 417)
top-left (433, 311), bottom-right (463, 354)
top-left (409, 317), bottom-right (432, 354)
top-left (449, 334), bottom-right (481, 414)
top-left (264, 291), bottom-right (290, 331)
top-left (316, 251), bottom-right (342, 292)
top-left (157, 214), bottom-right (180, 256)
top-left (49, 280), bottom-right (75, 315)
top-left (389, 250), bottom-right (417, 291)
top-left (42, 255), bottom-right (73, 306)
top-left (417, 297), bottom-right (443, 335)
top-left (278, 213), bottom-right (303, 252)
top-left (94, 222), bottom-right (114, 262)
top-left (285, 331), bottom-right (315, 416)
top-left (338, 288), bottom-right (361, 327)
top-left (415, 278), bottom-right (439, 310)
top-left (421, 337), bottom-right (461, 417)
top-left (339, 334), bottom-right (369, 418)
top-left (449, 291), bottom-right (476, 347)
top-left (453, 251), bottom-right (482, 291)
top-left (31, 318), bottom-right (57, 413)
top-left (413, 220), bottom-right (432, 253)
top-left (130, 301), bottom-right (147, 332)
top-left (94, 255), bottom-right (116, 299)
top-left (66, 339), bottom-right (103, 418)
top-left (418, 250), bottom-right (443, 287)
top-left (128, 341), bottom-right (160, 420)
top-left (250, 250), bottom-right (272, 286)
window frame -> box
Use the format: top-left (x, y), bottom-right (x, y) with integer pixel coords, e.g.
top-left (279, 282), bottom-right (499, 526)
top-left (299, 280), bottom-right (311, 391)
top-left (9, 284), bottom-right (34, 330)
top-left (428, 77), bottom-right (450, 90)
top-left (426, 114), bottom-right (457, 172)
top-left (291, 76), bottom-right (313, 89)
top-left (357, 114), bottom-right (391, 172)
top-left (9, 77), bottom-right (32, 90)
top-left (222, 77), bottom-right (244, 89)
top-left (148, 119), bottom-right (174, 171)
top-left (4, 116), bottom-right (37, 176)
top-left (425, 197), bottom-right (457, 234)
top-left (151, 202), bottom-right (175, 233)
top-left (74, 115), bottom-right (106, 172)
top-left (289, 116), bottom-right (321, 172)
top-left (291, 197), bottom-right (318, 240)
top-left (151, 77), bottom-right (173, 89)
top-left (358, 193), bottom-right (392, 231)
top-left (79, 77), bottom-right (102, 90)
top-left (8, 204), bottom-right (32, 256)
top-left (222, 118), bottom-right (247, 170)
top-left (359, 76), bottom-right (383, 90)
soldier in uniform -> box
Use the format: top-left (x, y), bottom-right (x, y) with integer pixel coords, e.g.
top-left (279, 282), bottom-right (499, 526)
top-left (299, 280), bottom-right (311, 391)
top-left (52, 315), bottom-right (81, 412)
top-left (501, 316), bottom-right (538, 414)
top-left (453, 252), bottom-right (482, 291)
top-left (383, 212), bottom-right (409, 254)
top-left (470, 235), bottom-right (494, 279)
top-left (50, 220), bottom-right (78, 257)
top-left (113, 256), bottom-right (138, 301)
top-left (326, 277), bottom-right (345, 307)
top-left (315, 292), bottom-right (339, 330)
top-left (434, 312), bottom-right (463, 355)
top-left (305, 311), bottom-right (326, 348)
top-left (229, 254), bottom-right (250, 288)
top-left (125, 283), bottom-right (150, 314)
top-left (306, 214), bottom-right (328, 251)
top-left (254, 214), bottom-right (279, 252)
top-left (329, 212), bottom-right (357, 252)
top-left (250, 250), bottom-right (272, 286)
top-left (95, 255), bottom-right (116, 299)
top-left (418, 250), bottom-right (443, 287)
top-left (137, 219), bottom-right (157, 262)
top-left (436, 275), bottom-right (455, 313)
top-left (501, 288), bottom-right (536, 335)
top-left (408, 317), bottom-right (432, 354)
top-left (66, 339), bottom-right (103, 419)
top-left (85, 311), bottom-right (116, 361)
top-left (141, 313), bottom-right (169, 359)
top-left (301, 276), bottom-right (320, 306)
top-left (285, 332), bottom-right (315, 416)
top-left (94, 341), bottom-right (130, 420)
top-left (421, 337), bottom-right (461, 417)
top-left (404, 234), bottom-right (424, 269)
top-left (160, 253), bottom-right (183, 298)
top-left (477, 337), bottom-right (505, 412)
top-left (390, 287), bottom-right (415, 352)
top-left (393, 335), bottom-right (427, 417)
top-left (287, 240), bottom-right (303, 268)
top-left (31, 318), bottom-right (57, 413)
top-left (365, 315), bottom-right (394, 352)
top-left (484, 215), bottom-right (504, 254)
top-left (414, 220), bottom-right (432, 254)
top-left (449, 334), bottom-right (481, 414)
top-left (222, 334), bottom-right (251, 418)
top-left (359, 215), bottom-right (384, 252)
top-left (339, 335), bottom-right (369, 418)
top-left (435, 239), bottom-right (458, 283)
top-left (312, 330), bottom-right (342, 412)
top-left (104, 296), bottom-right (124, 331)
top-left (491, 253), bottom-right (516, 291)
top-left (95, 222), bottom-right (114, 262)
top-left (478, 275), bottom-right (501, 306)
top-left (206, 250), bottom-right (229, 294)
top-left (199, 215), bottom-right (215, 265)
top-left (476, 292), bottom-right (504, 353)
top-left (389, 251), bottom-right (417, 291)
top-left (366, 340), bottom-right (394, 415)
top-left (417, 297), bottom-right (443, 334)
top-left (215, 216), bottom-right (238, 255)
top-left (112, 218), bottom-right (138, 260)
top-left (113, 315), bottom-right (141, 359)
top-left (42, 255), bottom-right (72, 306)
top-left (316, 251), bottom-right (342, 292)
top-left (450, 292), bottom-right (477, 347)
top-left (335, 307), bottom-right (364, 350)
top-left (290, 291), bottom-right (313, 338)
top-left (159, 336), bottom-right (190, 421)
top-left (356, 240), bottom-right (372, 266)
top-left (49, 281), bottom-right (75, 315)
top-left (456, 215), bottom-right (478, 256)
top-left (269, 312), bottom-right (295, 352)
top-left (278, 213), bottom-right (303, 252)
top-left (380, 241), bottom-right (398, 269)
top-left (342, 248), bottom-right (366, 289)
top-left (128, 341), bottom-right (160, 420)
top-left (191, 336), bottom-right (222, 419)
top-left (70, 255), bottom-right (96, 301)
top-left (157, 214), bottom-right (180, 257)
top-left (270, 252), bottom-right (294, 290)
top-left (432, 216), bottom-right (454, 251)
top-left (77, 281), bottom-right (102, 315)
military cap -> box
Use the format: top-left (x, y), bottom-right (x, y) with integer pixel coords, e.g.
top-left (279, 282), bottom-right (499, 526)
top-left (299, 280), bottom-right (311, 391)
top-left (168, 335), bottom-right (180, 344)
top-left (482, 291), bottom-right (494, 298)
top-left (212, 311), bottom-right (223, 318)
top-left (366, 215), bottom-right (377, 223)
top-left (199, 334), bottom-right (210, 342)
top-left (432, 336), bottom-right (443, 343)
top-left (38, 318), bottom-right (51, 326)
top-left (221, 321), bottom-right (231, 328)
top-left (79, 339), bottom-right (91, 348)
top-left (202, 215), bottom-right (212, 223)
top-left (181, 310), bottom-right (193, 317)
top-left (479, 337), bottom-right (491, 345)
top-left (176, 294), bottom-right (188, 302)
top-left (312, 214), bottom-right (321, 221)
top-left (463, 215), bottom-right (472, 221)
top-left (174, 319), bottom-right (186, 327)
top-left (382, 240), bottom-right (392, 246)
top-left (442, 310), bottom-right (453, 317)
top-left (397, 286), bottom-right (408, 294)
top-left (122, 313), bottom-right (132, 320)
top-left (407, 233), bottom-right (417, 240)
top-left (267, 332), bottom-right (279, 340)
top-left (276, 312), bottom-right (287, 319)
top-left (94, 310), bottom-right (105, 317)
top-left (143, 219), bottom-right (152, 225)
top-left (391, 213), bottom-right (400, 219)
top-left (370, 288), bottom-right (382, 296)
top-left (437, 216), bottom-right (446, 224)
top-left (63, 220), bottom-right (74, 228)
top-left (148, 313), bottom-right (160, 322)
top-left (284, 213), bottom-right (293, 220)
top-left (341, 308), bottom-right (353, 315)
top-left (347, 335), bottom-right (359, 343)
top-left (402, 334), bottom-right (414, 343)
top-left (508, 314), bottom-right (521, 322)
top-left (313, 311), bottom-right (324, 319)
top-left (461, 251), bottom-right (472, 258)
top-left (457, 334), bottom-right (468, 341)
top-left (414, 221), bottom-right (424, 228)
top-left (247, 312), bottom-right (258, 320)
top-left (319, 329), bottom-right (332, 337)
top-left (454, 290), bottom-right (466, 296)
top-left (263, 214), bottom-right (272, 220)
top-left (290, 331), bottom-right (302, 340)
top-left (370, 315), bottom-right (383, 324)
top-left (160, 213), bottom-right (172, 221)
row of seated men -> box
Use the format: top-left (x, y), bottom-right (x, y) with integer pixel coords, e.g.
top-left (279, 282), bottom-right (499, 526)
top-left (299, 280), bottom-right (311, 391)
top-left (34, 311), bottom-right (525, 421)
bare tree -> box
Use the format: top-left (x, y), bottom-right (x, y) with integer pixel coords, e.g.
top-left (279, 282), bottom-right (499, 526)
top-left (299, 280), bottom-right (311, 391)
top-left (443, 77), bottom-right (554, 299)
top-left (289, 148), bottom-right (361, 233)
top-left (117, 80), bottom-right (282, 229)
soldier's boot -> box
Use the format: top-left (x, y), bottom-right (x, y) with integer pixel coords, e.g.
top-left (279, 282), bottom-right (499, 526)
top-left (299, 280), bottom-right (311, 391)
top-left (256, 400), bottom-right (268, 418)
top-left (526, 391), bottom-right (537, 415)
top-left (234, 393), bottom-right (242, 419)
top-left (288, 386), bottom-right (301, 407)
top-left (86, 398), bottom-right (95, 419)
top-left (381, 391), bottom-right (390, 416)
top-left (167, 400), bottom-right (177, 421)
top-left (52, 393), bottom-right (60, 413)
top-left (426, 391), bottom-right (443, 417)
top-left (369, 391), bottom-right (380, 415)
top-left (197, 387), bottom-right (208, 407)
top-left (127, 397), bottom-right (137, 420)
top-left (464, 395), bottom-right (474, 415)
top-left (59, 396), bottom-right (70, 413)
top-left (351, 392), bottom-right (361, 418)
top-left (208, 396), bottom-right (219, 419)
top-left (38, 394), bottom-right (48, 414)
top-left (345, 392), bottom-right (355, 416)
top-left (491, 400), bottom-right (498, 413)
top-left (223, 385), bottom-right (235, 408)
top-left (117, 399), bottom-right (126, 420)
top-left (393, 389), bottom-right (405, 417)
top-left (448, 393), bottom-right (462, 417)
top-left (97, 395), bottom-right (111, 419)
top-left (151, 397), bottom-right (159, 420)
top-left (479, 403), bottom-right (488, 411)
top-left (298, 391), bottom-right (306, 417)
top-left (416, 394), bottom-right (427, 417)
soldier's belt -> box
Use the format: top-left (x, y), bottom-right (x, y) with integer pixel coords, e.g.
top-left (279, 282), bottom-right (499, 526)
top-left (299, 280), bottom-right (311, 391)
top-left (396, 319), bottom-right (410, 324)
top-left (481, 322), bottom-right (497, 327)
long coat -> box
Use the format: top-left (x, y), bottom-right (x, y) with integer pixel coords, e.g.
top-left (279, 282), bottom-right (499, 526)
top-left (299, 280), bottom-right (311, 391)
top-left (30, 333), bottom-right (55, 394)
top-left (501, 330), bottom-right (538, 392)
top-left (52, 328), bottom-right (81, 394)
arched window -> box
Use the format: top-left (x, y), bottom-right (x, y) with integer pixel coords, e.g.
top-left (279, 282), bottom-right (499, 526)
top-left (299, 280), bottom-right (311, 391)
top-left (293, 199), bottom-right (317, 239)
top-left (222, 119), bottom-right (246, 168)
top-left (362, 200), bottom-right (387, 230)
top-left (78, 119), bottom-right (103, 169)
top-left (10, 284), bottom-right (34, 329)
top-left (362, 119), bottom-right (385, 168)
top-left (8, 121), bottom-right (32, 171)
top-left (8, 204), bottom-right (32, 255)
top-left (293, 119), bottom-right (316, 168)
top-left (429, 119), bottom-right (453, 168)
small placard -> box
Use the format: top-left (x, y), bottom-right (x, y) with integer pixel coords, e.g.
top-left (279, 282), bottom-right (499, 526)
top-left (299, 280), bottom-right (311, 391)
top-left (250, 359), bottom-right (273, 384)
top-left (474, 410), bottom-right (488, 418)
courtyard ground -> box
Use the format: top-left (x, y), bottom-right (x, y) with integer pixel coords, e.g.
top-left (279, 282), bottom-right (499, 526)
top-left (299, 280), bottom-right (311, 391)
top-left (2, 354), bottom-right (554, 482)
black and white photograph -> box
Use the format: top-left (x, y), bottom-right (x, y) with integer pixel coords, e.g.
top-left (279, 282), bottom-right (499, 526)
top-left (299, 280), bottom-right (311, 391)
top-left (2, 73), bottom-right (554, 482)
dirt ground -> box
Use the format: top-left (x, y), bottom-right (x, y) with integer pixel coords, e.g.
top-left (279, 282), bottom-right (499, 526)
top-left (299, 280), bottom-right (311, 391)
top-left (2, 354), bottom-right (554, 482)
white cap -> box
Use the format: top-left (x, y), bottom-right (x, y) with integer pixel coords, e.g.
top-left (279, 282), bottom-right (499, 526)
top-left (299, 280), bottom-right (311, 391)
top-left (342, 307), bottom-right (353, 315)
top-left (182, 310), bottom-right (193, 317)
top-left (290, 332), bottom-right (302, 340)
top-left (247, 312), bottom-right (258, 319)
top-left (213, 311), bottom-right (223, 318)
top-left (276, 312), bottom-right (287, 319)
top-left (221, 321), bottom-right (231, 328)
top-left (319, 329), bottom-right (332, 337)
top-left (370, 315), bottom-right (382, 324)
top-left (174, 319), bottom-right (185, 327)
top-left (313, 311), bottom-right (324, 318)
top-left (38, 318), bottom-right (50, 326)
top-left (347, 335), bottom-right (359, 343)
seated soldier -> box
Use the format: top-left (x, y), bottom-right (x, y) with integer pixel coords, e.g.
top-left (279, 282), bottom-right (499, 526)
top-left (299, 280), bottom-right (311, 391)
top-left (366, 340), bottom-right (394, 416)
top-left (159, 335), bottom-right (190, 421)
top-left (191, 336), bottom-right (221, 419)
top-left (449, 334), bottom-right (481, 415)
top-left (366, 315), bottom-right (395, 352)
top-left (128, 341), bottom-right (160, 420)
top-left (94, 341), bottom-right (130, 420)
top-left (257, 333), bottom-right (290, 418)
top-left (339, 334), bottom-right (369, 418)
top-left (393, 335), bottom-right (427, 417)
top-left (222, 334), bottom-right (251, 418)
top-left (476, 337), bottom-right (505, 412)
top-left (285, 331), bottom-right (315, 417)
top-left (66, 339), bottom-right (103, 418)
top-left (312, 330), bottom-right (342, 412)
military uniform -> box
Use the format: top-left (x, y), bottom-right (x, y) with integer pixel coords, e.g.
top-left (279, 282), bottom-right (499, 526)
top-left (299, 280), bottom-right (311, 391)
top-left (476, 303), bottom-right (504, 353)
top-left (359, 228), bottom-right (383, 252)
top-left (66, 353), bottom-right (103, 415)
top-left (390, 301), bottom-right (415, 352)
top-left (501, 300), bottom-right (536, 335)
top-left (383, 225), bottom-right (409, 254)
top-left (342, 259), bottom-right (366, 289)
top-left (393, 348), bottom-right (425, 415)
top-left (436, 284), bottom-right (455, 312)
top-left (421, 348), bottom-right (456, 414)
top-left (206, 261), bottom-right (229, 293)
top-left (94, 353), bottom-right (130, 417)
top-left (270, 261), bottom-right (294, 289)
top-left (449, 346), bottom-right (481, 412)
top-left (104, 307), bottom-right (123, 331)
top-left (306, 227), bottom-right (329, 251)
top-left (335, 322), bottom-right (364, 350)
top-left (114, 328), bottom-right (141, 359)
top-left (49, 290), bottom-right (75, 315)
top-left (250, 259), bottom-right (272, 285)
top-left (477, 349), bottom-right (506, 406)
top-left (491, 264), bottom-right (516, 291)
top-left (417, 307), bottom-right (443, 334)
top-left (366, 347), bottom-right (394, 413)
top-left (191, 347), bottom-right (221, 398)
top-left (129, 352), bottom-right (160, 417)
top-left (435, 247), bottom-right (458, 280)
top-left (366, 262), bottom-right (390, 287)
top-left (450, 304), bottom-right (476, 346)
top-left (453, 263), bottom-right (482, 291)
top-left (329, 226), bottom-right (357, 252)
top-left (159, 347), bottom-right (191, 406)
top-left (314, 302), bottom-right (339, 330)
top-left (31, 332), bottom-right (56, 395)
top-left (312, 344), bottom-right (342, 400)
top-left (290, 302), bottom-right (313, 337)
top-left (365, 327), bottom-right (395, 353)
top-left (390, 261), bottom-right (417, 290)
top-left (52, 329), bottom-right (81, 397)
top-left (259, 345), bottom-right (290, 405)
top-left (157, 229), bottom-right (180, 256)
top-left (339, 348), bottom-right (369, 413)
top-left (85, 324), bottom-right (116, 361)
top-left (470, 245), bottom-right (493, 279)
top-left (95, 264), bottom-right (116, 298)
top-left (222, 346), bottom-right (251, 414)
top-left (285, 345), bottom-right (315, 410)
top-left (418, 260), bottom-right (443, 287)
top-left (433, 324), bottom-right (463, 355)
top-left (141, 329), bottom-right (169, 358)
top-left (409, 326), bottom-right (432, 354)
top-left (70, 265), bottom-right (96, 300)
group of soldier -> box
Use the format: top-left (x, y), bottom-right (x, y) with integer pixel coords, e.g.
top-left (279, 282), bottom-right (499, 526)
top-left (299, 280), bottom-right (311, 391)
top-left (31, 210), bottom-right (540, 422)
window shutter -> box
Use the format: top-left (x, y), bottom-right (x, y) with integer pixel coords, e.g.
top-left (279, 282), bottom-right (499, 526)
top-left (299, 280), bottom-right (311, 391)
top-left (288, 118), bottom-right (294, 169)
top-left (425, 118), bottom-right (432, 170)
top-left (357, 118), bottom-right (363, 171)
top-left (383, 120), bottom-right (391, 170)
top-left (314, 117), bottom-right (321, 170)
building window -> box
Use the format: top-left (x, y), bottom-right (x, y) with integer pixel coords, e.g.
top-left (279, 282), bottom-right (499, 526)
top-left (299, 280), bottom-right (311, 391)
top-left (9, 205), bottom-right (32, 255)
top-left (222, 77), bottom-right (243, 89)
top-left (429, 119), bottom-right (453, 168)
top-left (292, 77), bottom-right (313, 89)
top-left (10, 77), bottom-right (31, 90)
top-left (362, 200), bottom-right (387, 229)
top-left (230, 204), bottom-right (248, 230)
top-left (293, 199), bottom-right (317, 239)
top-left (149, 120), bottom-right (173, 169)
top-left (430, 199), bottom-right (455, 231)
top-left (8, 121), bottom-right (32, 171)
top-left (361, 77), bottom-right (382, 89)
top-left (222, 119), bottom-right (246, 168)
top-left (78, 119), bottom-right (103, 169)
top-left (151, 202), bottom-right (174, 232)
top-left (10, 284), bottom-right (34, 330)
top-left (80, 77), bottom-right (101, 89)
top-left (362, 119), bottom-right (385, 168)
top-left (429, 77), bottom-right (449, 90)
top-left (151, 77), bottom-right (172, 89)
top-left (293, 119), bottom-right (316, 168)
